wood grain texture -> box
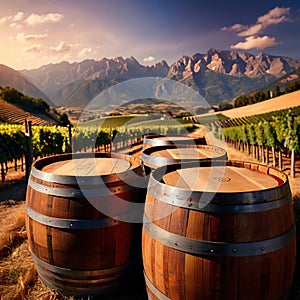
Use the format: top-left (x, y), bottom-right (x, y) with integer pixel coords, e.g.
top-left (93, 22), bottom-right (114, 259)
top-left (163, 166), bottom-right (279, 192)
top-left (43, 157), bottom-right (131, 176)
top-left (26, 153), bottom-right (146, 296)
top-left (142, 161), bottom-right (296, 300)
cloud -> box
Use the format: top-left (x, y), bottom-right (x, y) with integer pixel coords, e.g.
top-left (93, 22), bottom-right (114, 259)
top-left (221, 24), bottom-right (247, 32)
top-left (13, 12), bottom-right (24, 21)
top-left (9, 22), bottom-right (22, 29)
top-left (257, 7), bottom-right (290, 26)
top-left (22, 44), bottom-right (42, 53)
top-left (231, 35), bottom-right (278, 50)
top-left (16, 32), bottom-right (48, 42)
top-left (0, 15), bottom-right (12, 24)
top-left (78, 47), bottom-right (95, 57)
top-left (0, 12), bottom-right (24, 24)
top-left (49, 41), bottom-right (73, 53)
top-left (223, 6), bottom-right (290, 51)
top-left (143, 56), bottom-right (156, 62)
top-left (25, 13), bottom-right (64, 26)
top-left (223, 6), bottom-right (290, 37)
top-left (237, 24), bottom-right (263, 37)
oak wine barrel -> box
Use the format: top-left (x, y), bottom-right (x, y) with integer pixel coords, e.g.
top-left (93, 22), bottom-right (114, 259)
top-left (142, 160), bottom-right (296, 300)
top-left (25, 152), bottom-right (147, 297)
top-left (142, 144), bottom-right (227, 169)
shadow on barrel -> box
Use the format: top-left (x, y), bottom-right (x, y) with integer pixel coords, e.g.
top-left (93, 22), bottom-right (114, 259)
top-left (25, 152), bottom-right (148, 298)
top-left (142, 160), bottom-right (296, 300)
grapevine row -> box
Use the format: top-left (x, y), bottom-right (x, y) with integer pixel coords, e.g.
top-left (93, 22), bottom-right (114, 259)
top-left (215, 111), bottom-right (300, 177)
top-left (0, 123), bottom-right (193, 182)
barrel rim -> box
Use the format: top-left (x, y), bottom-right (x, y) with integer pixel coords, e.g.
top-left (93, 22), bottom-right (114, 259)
top-left (31, 152), bottom-right (144, 185)
top-left (149, 160), bottom-right (290, 201)
top-left (142, 144), bottom-right (227, 168)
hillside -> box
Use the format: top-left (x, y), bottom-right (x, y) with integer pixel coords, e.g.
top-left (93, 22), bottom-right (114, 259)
top-left (221, 90), bottom-right (300, 119)
top-left (0, 64), bottom-right (53, 106)
top-left (0, 99), bottom-right (57, 125)
top-left (196, 90), bottom-right (300, 121)
top-left (258, 67), bottom-right (300, 95)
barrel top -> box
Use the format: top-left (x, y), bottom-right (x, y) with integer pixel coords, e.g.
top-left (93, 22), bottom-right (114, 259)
top-left (151, 148), bottom-right (223, 160)
top-left (42, 157), bottom-right (131, 176)
top-left (163, 166), bottom-right (279, 192)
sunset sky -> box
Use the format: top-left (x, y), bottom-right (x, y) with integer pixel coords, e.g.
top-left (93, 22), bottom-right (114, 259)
top-left (0, 0), bottom-right (299, 70)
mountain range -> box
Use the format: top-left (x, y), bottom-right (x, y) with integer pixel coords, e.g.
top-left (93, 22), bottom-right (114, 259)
top-left (0, 64), bottom-right (53, 105)
top-left (1, 49), bottom-right (300, 107)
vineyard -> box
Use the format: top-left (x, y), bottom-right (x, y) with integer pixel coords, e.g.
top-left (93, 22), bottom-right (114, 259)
top-left (0, 99), bottom-right (55, 125)
top-left (211, 109), bottom-right (300, 177)
top-left (0, 118), bottom-right (196, 183)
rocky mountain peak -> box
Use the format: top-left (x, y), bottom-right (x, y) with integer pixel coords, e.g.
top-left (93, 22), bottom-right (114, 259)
top-left (10, 49), bottom-right (300, 107)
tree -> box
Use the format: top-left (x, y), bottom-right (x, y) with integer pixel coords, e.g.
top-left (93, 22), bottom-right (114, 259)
top-left (273, 85), bottom-right (281, 98)
top-left (218, 101), bottom-right (233, 111)
top-left (58, 113), bottom-right (71, 126)
top-left (234, 95), bottom-right (248, 107)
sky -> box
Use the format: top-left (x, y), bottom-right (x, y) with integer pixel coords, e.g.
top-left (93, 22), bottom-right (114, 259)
top-left (0, 0), bottom-right (299, 70)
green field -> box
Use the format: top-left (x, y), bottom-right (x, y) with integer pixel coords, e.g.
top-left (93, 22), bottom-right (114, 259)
top-left (81, 114), bottom-right (194, 129)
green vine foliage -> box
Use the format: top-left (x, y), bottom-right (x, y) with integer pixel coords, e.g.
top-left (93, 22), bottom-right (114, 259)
top-left (220, 112), bottom-right (299, 151)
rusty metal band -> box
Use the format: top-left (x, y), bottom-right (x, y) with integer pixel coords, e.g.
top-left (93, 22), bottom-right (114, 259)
top-left (143, 217), bottom-right (295, 257)
top-left (28, 177), bottom-right (135, 198)
top-left (144, 271), bottom-right (171, 300)
top-left (26, 206), bottom-right (120, 229)
top-left (147, 182), bottom-right (290, 213)
top-left (30, 249), bottom-right (130, 295)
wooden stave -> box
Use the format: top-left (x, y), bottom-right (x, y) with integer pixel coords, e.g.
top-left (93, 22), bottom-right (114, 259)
top-left (142, 160), bottom-right (296, 300)
top-left (26, 152), bottom-right (146, 296)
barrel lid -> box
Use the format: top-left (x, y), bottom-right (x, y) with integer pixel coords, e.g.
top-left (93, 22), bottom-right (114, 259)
top-left (151, 148), bottom-right (223, 160)
top-left (42, 157), bottom-right (131, 176)
top-left (163, 166), bottom-right (279, 193)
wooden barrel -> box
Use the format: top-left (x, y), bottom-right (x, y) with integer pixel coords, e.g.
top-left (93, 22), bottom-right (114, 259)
top-left (142, 144), bottom-right (227, 169)
top-left (142, 160), bottom-right (296, 300)
top-left (142, 134), bottom-right (206, 151)
top-left (25, 152), bottom-right (147, 297)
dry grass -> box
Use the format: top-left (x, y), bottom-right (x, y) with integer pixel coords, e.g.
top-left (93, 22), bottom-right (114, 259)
top-left (0, 240), bottom-right (76, 300)
top-left (0, 205), bottom-right (27, 258)
top-left (0, 201), bottom-right (78, 300)
top-left (0, 204), bottom-right (34, 299)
